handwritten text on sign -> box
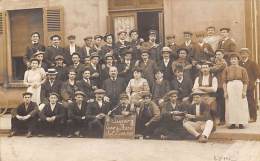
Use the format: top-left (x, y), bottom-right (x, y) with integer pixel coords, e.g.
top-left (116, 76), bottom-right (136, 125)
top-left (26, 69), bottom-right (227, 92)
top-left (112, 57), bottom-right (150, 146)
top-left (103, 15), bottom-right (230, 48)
top-left (103, 115), bottom-right (136, 139)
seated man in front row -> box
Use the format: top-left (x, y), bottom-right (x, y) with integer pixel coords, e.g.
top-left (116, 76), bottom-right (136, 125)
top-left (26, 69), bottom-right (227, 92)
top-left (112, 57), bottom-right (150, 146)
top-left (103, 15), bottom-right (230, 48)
top-left (86, 89), bottom-right (112, 138)
top-left (183, 91), bottom-right (214, 143)
top-left (108, 93), bottom-right (133, 116)
top-left (67, 91), bottom-right (88, 138)
top-left (157, 90), bottom-right (190, 140)
top-left (9, 92), bottom-right (38, 138)
top-left (38, 92), bottom-right (65, 137)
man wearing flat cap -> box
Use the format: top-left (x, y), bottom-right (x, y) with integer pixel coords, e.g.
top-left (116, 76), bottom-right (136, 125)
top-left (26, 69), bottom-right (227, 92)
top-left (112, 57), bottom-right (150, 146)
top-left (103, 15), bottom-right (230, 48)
top-left (40, 68), bottom-right (63, 105)
top-left (101, 34), bottom-right (115, 62)
top-left (157, 90), bottom-right (190, 140)
top-left (68, 52), bottom-right (86, 80)
top-left (89, 52), bottom-right (102, 87)
top-left (180, 31), bottom-right (197, 63)
top-left (38, 92), bottom-right (65, 137)
top-left (147, 29), bottom-right (162, 63)
top-left (239, 48), bottom-right (260, 122)
top-left (108, 93), bottom-right (133, 116)
top-left (54, 55), bottom-right (67, 81)
top-left (67, 91), bottom-right (88, 137)
top-left (194, 32), bottom-right (214, 62)
top-left (135, 92), bottom-right (160, 139)
top-left (24, 32), bottom-right (46, 69)
top-left (81, 36), bottom-right (93, 60)
top-left (86, 89), bottom-right (112, 138)
top-left (166, 35), bottom-right (179, 60)
top-left (183, 91), bottom-right (213, 143)
top-left (129, 29), bottom-right (144, 61)
top-left (90, 35), bottom-right (103, 54)
top-left (33, 51), bottom-right (48, 71)
top-left (45, 34), bottom-right (67, 67)
top-left (65, 35), bottom-right (81, 66)
top-left (217, 28), bottom-right (236, 59)
top-left (158, 47), bottom-right (174, 81)
top-left (114, 30), bottom-right (131, 62)
top-left (9, 92), bottom-right (39, 137)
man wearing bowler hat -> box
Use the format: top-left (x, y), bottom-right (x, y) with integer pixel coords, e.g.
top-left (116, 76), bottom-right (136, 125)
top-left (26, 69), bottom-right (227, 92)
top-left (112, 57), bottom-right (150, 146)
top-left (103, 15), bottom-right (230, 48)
top-left (9, 92), bottom-right (38, 138)
top-left (217, 28), bottom-right (236, 59)
top-left (38, 92), bottom-right (65, 137)
top-left (67, 91), bottom-right (88, 138)
top-left (86, 89), bottom-right (112, 138)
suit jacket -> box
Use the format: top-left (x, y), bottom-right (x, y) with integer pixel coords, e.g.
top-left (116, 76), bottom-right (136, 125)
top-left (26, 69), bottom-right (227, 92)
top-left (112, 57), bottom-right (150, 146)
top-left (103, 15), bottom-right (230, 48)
top-left (180, 41), bottom-right (197, 62)
top-left (161, 101), bottom-right (186, 121)
top-left (111, 104), bottom-right (132, 116)
top-left (114, 41), bottom-right (131, 61)
top-left (64, 45), bottom-right (82, 65)
top-left (24, 43), bottom-right (45, 64)
top-left (158, 58), bottom-right (174, 81)
top-left (148, 44), bottom-right (162, 63)
top-left (76, 79), bottom-right (96, 98)
top-left (68, 101), bottom-right (88, 120)
top-left (12, 102), bottom-right (38, 117)
top-left (39, 103), bottom-right (65, 121)
top-left (68, 63), bottom-right (86, 80)
top-left (102, 77), bottom-right (126, 106)
top-left (170, 76), bottom-right (193, 100)
top-left (89, 64), bottom-right (102, 87)
top-left (129, 39), bottom-right (142, 61)
top-left (45, 46), bottom-right (67, 67)
top-left (118, 60), bottom-right (135, 83)
top-left (55, 65), bottom-right (68, 81)
top-left (239, 59), bottom-right (260, 89)
top-left (217, 38), bottom-right (236, 52)
top-left (40, 78), bottom-right (63, 104)
top-left (167, 43), bottom-right (179, 60)
top-left (80, 45), bottom-right (92, 60)
top-left (138, 59), bottom-right (158, 88)
top-left (193, 42), bottom-right (214, 61)
top-left (137, 101), bottom-right (160, 124)
top-left (86, 100), bottom-right (112, 120)
top-left (151, 79), bottom-right (170, 101)
top-left (186, 102), bottom-right (212, 122)
top-left (61, 81), bottom-right (78, 101)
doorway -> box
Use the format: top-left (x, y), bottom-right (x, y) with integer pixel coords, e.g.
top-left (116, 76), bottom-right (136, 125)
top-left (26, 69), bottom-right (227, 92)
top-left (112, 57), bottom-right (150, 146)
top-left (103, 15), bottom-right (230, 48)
top-left (9, 8), bottom-right (44, 80)
top-left (137, 11), bottom-right (162, 43)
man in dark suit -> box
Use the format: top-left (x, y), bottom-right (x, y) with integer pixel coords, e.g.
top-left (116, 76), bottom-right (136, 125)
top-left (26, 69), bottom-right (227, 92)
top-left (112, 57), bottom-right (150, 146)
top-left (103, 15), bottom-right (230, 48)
top-left (40, 68), bottom-right (63, 105)
top-left (179, 31), bottom-right (197, 62)
top-left (129, 29), bottom-right (144, 61)
top-left (67, 91), bottom-right (88, 137)
top-left (100, 53), bottom-right (115, 82)
top-left (64, 35), bottom-right (82, 66)
top-left (38, 92), bottom-right (65, 137)
top-left (194, 33), bottom-right (214, 62)
top-left (108, 93), bottom-right (133, 116)
top-left (81, 36), bottom-right (93, 61)
top-left (166, 35), bottom-right (179, 60)
top-left (101, 33), bottom-right (115, 63)
top-left (158, 47), bottom-right (174, 81)
top-left (86, 89), bottom-right (112, 138)
top-left (183, 91), bottom-right (213, 143)
top-left (239, 48), bottom-right (260, 122)
top-left (24, 32), bottom-right (45, 69)
top-left (114, 30), bottom-right (131, 62)
top-left (9, 92), bottom-right (38, 137)
top-left (89, 52), bottom-right (102, 87)
top-left (157, 90), bottom-right (189, 140)
top-left (118, 49), bottom-right (135, 83)
top-left (76, 68), bottom-right (97, 99)
top-left (217, 28), bottom-right (236, 60)
top-left (102, 66), bottom-right (126, 107)
top-left (68, 52), bottom-right (86, 80)
top-left (147, 30), bottom-right (162, 63)
top-left (54, 55), bottom-right (68, 81)
top-left (45, 35), bottom-right (67, 67)
top-left (89, 35), bottom-right (103, 54)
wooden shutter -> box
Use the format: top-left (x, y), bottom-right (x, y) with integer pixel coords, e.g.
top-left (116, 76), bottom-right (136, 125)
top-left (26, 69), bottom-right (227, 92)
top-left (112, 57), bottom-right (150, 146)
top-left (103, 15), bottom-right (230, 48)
top-left (43, 7), bottom-right (64, 46)
top-left (0, 11), bottom-right (7, 84)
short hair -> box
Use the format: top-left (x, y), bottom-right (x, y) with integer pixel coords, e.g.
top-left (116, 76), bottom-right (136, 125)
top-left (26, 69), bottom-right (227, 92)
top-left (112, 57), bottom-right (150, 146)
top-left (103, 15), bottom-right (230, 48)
top-left (71, 52), bottom-right (81, 57)
top-left (31, 32), bottom-right (40, 38)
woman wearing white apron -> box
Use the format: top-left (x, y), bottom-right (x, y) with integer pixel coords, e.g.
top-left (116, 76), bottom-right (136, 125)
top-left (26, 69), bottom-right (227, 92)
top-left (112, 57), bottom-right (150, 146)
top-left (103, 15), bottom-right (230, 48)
top-left (222, 53), bottom-right (249, 129)
top-left (24, 58), bottom-right (46, 105)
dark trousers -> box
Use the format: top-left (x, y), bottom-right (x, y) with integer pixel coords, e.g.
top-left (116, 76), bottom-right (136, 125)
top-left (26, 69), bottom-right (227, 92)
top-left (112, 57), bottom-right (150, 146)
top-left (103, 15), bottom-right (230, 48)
top-left (247, 88), bottom-right (257, 121)
top-left (38, 119), bottom-right (64, 135)
top-left (67, 119), bottom-right (88, 135)
top-left (88, 118), bottom-right (104, 138)
top-left (11, 117), bottom-right (37, 134)
top-left (216, 88), bottom-right (225, 122)
top-left (136, 117), bottom-right (159, 137)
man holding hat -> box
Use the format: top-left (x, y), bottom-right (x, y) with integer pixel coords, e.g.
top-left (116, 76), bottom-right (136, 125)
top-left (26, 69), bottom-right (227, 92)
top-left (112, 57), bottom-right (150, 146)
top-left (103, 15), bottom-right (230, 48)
top-left (158, 47), bottom-right (174, 81)
top-left (81, 36), bottom-right (93, 60)
top-left (67, 91), bottom-right (88, 137)
top-left (86, 89), bottom-right (112, 138)
top-left (239, 48), bottom-right (260, 122)
top-left (45, 34), bottom-right (66, 67)
top-left (9, 92), bottom-right (38, 137)
top-left (135, 92), bottom-right (160, 139)
top-left (217, 28), bottom-right (236, 59)
top-left (24, 32), bottom-right (45, 69)
top-left (65, 35), bottom-right (81, 66)
top-left (40, 68), bottom-right (62, 105)
top-left (38, 92), bottom-right (65, 137)
top-left (183, 91), bottom-right (213, 143)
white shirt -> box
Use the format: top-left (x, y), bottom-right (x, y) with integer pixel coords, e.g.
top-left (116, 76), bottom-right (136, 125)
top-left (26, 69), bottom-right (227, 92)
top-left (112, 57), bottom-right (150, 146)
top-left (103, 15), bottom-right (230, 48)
top-left (50, 103), bottom-right (56, 111)
top-left (97, 100), bottom-right (103, 108)
top-left (70, 44), bottom-right (76, 55)
top-left (163, 59), bottom-right (170, 66)
top-left (171, 102), bottom-right (176, 110)
top-left (203, 35), bottom-right (221, 51)
top-left (185, 40), bottom-right (191, 46)
top-left (177, 77), bottom-right (183, 83)
top-left (85, 46), bottom-right (91, 56)
top-left (195, 104), bottom-right (200, 116)
top-left (77, 103), bottom-right (82, 110)
top-left (193, 75), bottom-right (218, 92)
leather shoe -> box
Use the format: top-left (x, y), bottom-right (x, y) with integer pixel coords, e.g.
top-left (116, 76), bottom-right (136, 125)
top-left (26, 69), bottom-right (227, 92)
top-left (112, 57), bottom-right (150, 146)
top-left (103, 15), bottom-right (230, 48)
top-left (198, 135), bottom-right (208, 143)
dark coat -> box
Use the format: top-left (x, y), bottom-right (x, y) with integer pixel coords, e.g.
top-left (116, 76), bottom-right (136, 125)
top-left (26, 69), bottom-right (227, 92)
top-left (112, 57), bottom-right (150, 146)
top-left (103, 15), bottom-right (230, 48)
top-left (167, 43), bottom-right (179, 60)
top-left (186, 102), bottom-right (212, 122)
top-left (170, 76), bottom-right (193, 100)
top-left (55, 65), bottom-right (68, 81)
top-left (76, 79), bottom-right (97, 98)
top-left (137, 59), bottom-right (158, 88)
top-left (217, 38), bottom-right (236, 52)
top-left (60, 81), bottom-right (78, 101)
top-left (24, 43), bottom-right (46, 64)
top-left (148, 44), bottom-right (162, 63)
top-left (151, 79), bottom-right (170, 102)
top-left (64, 45), bottom-right (82, 65)
top-left (118, 60), bottom-right (135, 82)
top-left (114, 41), bottom-right (131, 61)
top-left (45, 46), bottom-right (67, 67)
top-left (180, 41), bottom-right (197, 62)
top-left (193, 43), bottom-right (214, 61)
top-left (129, 39), bottom-right (143, 61)
top-left (39, 103), bottom-right (65, 121)
top-left (40, 78), bottom-right (63, 104)
top-left (68, 101), bottom-right (88, 120)
top-left (80, 45), bottom-right (92, 60)
top-left (89, 64), bottom-right (102, 87)
top-left (102, 77), bottom-right (126, 106)
top-left (86, 101), bottom-right (112, 120)
top-left (12, 102), bottom-right (38, 117)
top-left (157, 58), bottom-right (174, 81)
top-left (68, 63), bottom-right (86, 80)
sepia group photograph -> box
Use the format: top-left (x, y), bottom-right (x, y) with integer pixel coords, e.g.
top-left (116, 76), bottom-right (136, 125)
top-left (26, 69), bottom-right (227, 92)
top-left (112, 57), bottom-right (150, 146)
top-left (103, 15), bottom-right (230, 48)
top-left (0, 0), bottom-right (260, 161)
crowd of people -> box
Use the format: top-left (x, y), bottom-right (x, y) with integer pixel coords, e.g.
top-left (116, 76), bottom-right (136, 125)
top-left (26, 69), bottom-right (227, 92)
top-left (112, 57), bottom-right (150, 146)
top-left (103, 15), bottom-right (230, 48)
top-left (8, 26), bottom-right (260, 143)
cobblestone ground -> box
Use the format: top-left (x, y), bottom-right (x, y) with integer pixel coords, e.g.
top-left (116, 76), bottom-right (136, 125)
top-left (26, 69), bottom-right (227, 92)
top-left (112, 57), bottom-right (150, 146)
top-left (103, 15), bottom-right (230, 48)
top-left (1, 137), bottom-right (260, 161)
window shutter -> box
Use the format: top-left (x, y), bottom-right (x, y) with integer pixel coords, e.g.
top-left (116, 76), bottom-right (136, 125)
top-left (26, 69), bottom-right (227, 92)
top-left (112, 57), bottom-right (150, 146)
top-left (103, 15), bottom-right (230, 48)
top-left (0, 11), bottom-right (7, 84)
top-left (43, 7), bottom-right (64, 46)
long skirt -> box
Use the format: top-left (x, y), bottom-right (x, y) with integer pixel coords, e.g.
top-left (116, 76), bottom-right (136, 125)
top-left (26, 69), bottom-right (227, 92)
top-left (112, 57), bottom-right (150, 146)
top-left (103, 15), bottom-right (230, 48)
top-left (225, 80), bottom-right (249, 125)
